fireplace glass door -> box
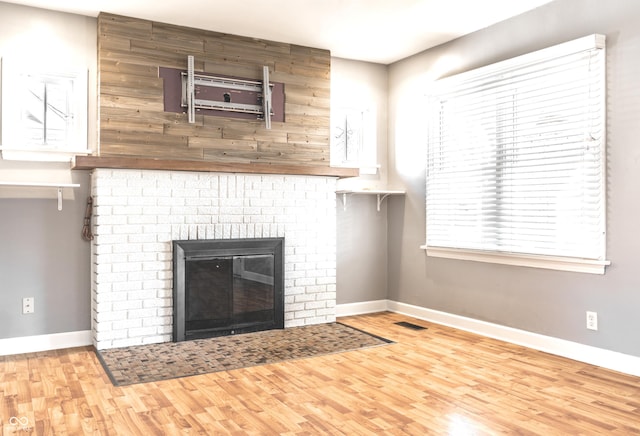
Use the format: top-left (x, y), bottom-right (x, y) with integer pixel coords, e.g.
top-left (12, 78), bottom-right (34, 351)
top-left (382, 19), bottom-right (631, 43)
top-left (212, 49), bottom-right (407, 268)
top-left (173, 238), bottom-right (284, 341)
top-left (185, 254), bottom-right (275, 333)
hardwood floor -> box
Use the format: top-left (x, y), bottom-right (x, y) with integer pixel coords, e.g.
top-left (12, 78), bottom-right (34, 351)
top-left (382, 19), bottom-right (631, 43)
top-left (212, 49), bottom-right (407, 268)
top-left (2, 312), bottom-right (640, 434)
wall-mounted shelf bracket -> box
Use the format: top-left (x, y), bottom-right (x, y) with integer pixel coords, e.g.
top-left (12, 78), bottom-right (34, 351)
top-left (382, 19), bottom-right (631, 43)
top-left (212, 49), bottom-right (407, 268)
top-left (0, 181), bottom-right (80, 211)
top-left (336, 189), bottom-right (405, 212)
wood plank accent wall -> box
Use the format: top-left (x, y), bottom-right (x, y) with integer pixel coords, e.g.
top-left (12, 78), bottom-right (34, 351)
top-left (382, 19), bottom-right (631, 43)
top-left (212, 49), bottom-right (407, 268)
top-left (98, 13), bottom-right (332, 168)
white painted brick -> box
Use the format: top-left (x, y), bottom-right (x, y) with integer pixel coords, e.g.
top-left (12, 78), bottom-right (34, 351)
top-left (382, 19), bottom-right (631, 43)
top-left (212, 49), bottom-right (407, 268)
top-left (157, 252), bottom-right (172, 262)
top-left (112, 243), bottom-right (144, 254)
top-left (142, 187), bottom-right (171, 197)
top-left (144, 280), bottom-right (171, 291)
top-left (286, 302), bottom-right (305, 312)
top-left (112, 262), bottom-right (142, 273)
top-left (94, 244), bottom-right (113, 255)
top-left (294, 277), bottom-right (316, 287)
top-left (143, 316), bottom-right (171, 327)
top-left (127, 252), bottom-right (157, 263)
top-left (112, 300), bottom-right (143, 311)
top-left (310, 315), bottom-right (335, 324)
top-left (316, 291), bottom-right (337, 302)
top-left (294, 294), bottom-right (316, 303)
top-left (94, 263), bottom-right (112, 274)
top-left (95, 291), bottom-right (128, 304)
top-left (285, 319), bottom-right (305, 328)
top-left (305, 301), bottom-right (327, 310)
top-left (94, 215), bottom-right (128, 226)
top-left (112, 186), bottom-right (143, 197)
top-left (142, 243), bottom-right (167, 253)
top-left (315, 308), bottom-right (335, 317)
top-left (95, 340), bottom-right (112, 349)
top-left (157, 270), bottom-right (173, 281)
top-left (158, 197), bottom-right (186, 208)
top-left (96, 234), bottom-right (129, 245)
top-left (127, 290), bottom-right (157, 300)
top-left (112, 319), bottom-right (143, 330)
top-left (95, 329), bottom-right (128, 342)
top-left (306, 285), bottom-right (329, 294)
top-left (158, 325), bottom-right (173, 335)
top-left (219, 215), bottom-right (244, 224)
top-left (142, 261), bottom-right (170, 272)
top-left (285, 286), bottom-right (306, 297)
top-left (97, 272), bottom-right (128, 284)
top-left (250, 198), bottom-right (274, 208)
top-left (97, 196), bottom-right (129, 206)
top-left (92, 170), bottom-right (338, 349)
top-left (143, 298), bottom-right (170, 309)
top-left (112, 281), bottom-right (143, 292)
top-left (127, 215), bottom-right (158, 225)
top-left (127, 308), bottom-right (157, 319)
top-left (95, 311), bottom-right (127, 322)
top-left (142, 335), bottom-right (169, 345)
top-left (94, 282), bottom-right (113, 294)
top-left (244, 189), bottom-right (261, 199)
top-left (157, 307), bottom-right (173, 317)
top-left (294, 310), bottom-right (316, 319)
top-left (112, 338), bottom-right (143, 348)
top-left (316, 277), bottom-right (336, 285)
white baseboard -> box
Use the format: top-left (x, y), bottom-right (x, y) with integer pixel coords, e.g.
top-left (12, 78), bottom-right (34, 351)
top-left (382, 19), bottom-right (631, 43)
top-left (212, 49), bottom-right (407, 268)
top-left (0, 330), bottom-right (92, 356)
top-left (337, 300), bottom-right (640, 378)
top-left (336, 300), bottom-right (388, 317)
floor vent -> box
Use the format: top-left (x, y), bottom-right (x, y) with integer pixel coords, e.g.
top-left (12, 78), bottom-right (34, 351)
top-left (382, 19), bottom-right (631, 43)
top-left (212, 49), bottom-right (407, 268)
top-left (394, 321), bottom-right (427, 331)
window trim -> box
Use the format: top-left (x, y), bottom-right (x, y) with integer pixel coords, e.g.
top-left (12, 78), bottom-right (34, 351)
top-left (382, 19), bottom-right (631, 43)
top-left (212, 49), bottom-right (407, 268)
top-left (423, 34), bottom-right (609, 274)
top-left (420, 245), bottom-right (610, 275)
top-left (1, 59), bottom-right (89, 162)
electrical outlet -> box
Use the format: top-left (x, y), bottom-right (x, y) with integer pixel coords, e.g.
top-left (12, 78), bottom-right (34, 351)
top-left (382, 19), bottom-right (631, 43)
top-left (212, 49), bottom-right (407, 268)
top-left (22, 297), bottom-right (34, 314)
top-left (586, 311), bottom-right (598, 331)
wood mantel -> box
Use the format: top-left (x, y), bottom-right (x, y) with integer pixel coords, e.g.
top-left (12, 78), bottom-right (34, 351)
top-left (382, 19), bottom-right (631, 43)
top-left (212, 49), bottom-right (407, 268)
top-left (72, 156), bottom-right (359, 178)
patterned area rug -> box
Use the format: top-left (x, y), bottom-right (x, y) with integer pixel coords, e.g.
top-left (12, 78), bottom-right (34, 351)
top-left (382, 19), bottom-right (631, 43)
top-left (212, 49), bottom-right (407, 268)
top-left (96, 323), bottom-right (392, 386)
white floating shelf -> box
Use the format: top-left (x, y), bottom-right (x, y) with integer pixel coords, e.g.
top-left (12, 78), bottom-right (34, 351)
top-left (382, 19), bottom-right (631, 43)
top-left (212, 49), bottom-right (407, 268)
top-left (0, 181), bottom-right (81, 211)
top-left (336, 189), bottom-right (405, 212)
top-left (0, 181), bottom-right (80, 188)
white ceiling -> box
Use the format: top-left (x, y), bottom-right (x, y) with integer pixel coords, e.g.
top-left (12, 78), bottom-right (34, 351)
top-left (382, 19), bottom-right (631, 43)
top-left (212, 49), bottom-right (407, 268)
top-left (3, 0), bottom-right (553, 64)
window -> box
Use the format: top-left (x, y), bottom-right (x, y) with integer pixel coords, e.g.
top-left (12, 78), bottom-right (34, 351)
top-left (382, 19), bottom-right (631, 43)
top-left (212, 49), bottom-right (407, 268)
top-left (330, 106), bottom-right (376, 169)
top-left (423, 35), bottom-right (609, 274)
top-left (1, 60), bottom-right (88, 161)
top-left (19, 73), bottom-right (77, 147)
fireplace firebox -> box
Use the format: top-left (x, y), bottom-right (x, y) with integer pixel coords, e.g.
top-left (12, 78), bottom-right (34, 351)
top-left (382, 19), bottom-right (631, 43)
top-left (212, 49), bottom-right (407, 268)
top-left (173, 238), bottom-right (284, 341)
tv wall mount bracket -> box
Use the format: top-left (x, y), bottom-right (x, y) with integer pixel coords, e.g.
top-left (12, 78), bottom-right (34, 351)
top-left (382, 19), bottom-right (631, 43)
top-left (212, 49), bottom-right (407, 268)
top-left (182, 55), bottom-right (273, 129)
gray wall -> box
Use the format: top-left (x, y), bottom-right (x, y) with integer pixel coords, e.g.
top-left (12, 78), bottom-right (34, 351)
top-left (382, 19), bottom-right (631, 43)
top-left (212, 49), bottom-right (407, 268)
top-left (0, 3), bottom-right (96, 339)
top-left (332, 58), bottom-right (391, 304)
top-left (387, 0), bottom-right (640, 357)
top-left (337, 194), bottom-right (389, 304)
top-left (0, 171), bottom-right (91, 338)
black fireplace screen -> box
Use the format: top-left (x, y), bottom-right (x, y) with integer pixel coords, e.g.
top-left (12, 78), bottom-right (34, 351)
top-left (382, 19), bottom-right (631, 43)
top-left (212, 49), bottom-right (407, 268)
top-left (173, 238), bottom-right (284, 341)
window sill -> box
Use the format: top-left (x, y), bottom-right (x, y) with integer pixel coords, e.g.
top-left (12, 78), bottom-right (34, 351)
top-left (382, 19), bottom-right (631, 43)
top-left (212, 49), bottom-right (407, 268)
top-left (420, 245), bottom-right (610, 275)
top-left (0, 147), bottom-right (92, 162)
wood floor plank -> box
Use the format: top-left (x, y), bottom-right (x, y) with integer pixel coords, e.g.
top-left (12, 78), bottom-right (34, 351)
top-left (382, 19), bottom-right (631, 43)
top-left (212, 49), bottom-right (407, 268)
top-left (2, 312), bottom-right (640, 434)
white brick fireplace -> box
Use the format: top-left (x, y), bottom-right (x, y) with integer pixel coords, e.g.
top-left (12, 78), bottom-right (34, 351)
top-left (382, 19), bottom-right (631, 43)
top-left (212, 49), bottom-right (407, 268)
top-left (91, 169), bottom-right (337, 350)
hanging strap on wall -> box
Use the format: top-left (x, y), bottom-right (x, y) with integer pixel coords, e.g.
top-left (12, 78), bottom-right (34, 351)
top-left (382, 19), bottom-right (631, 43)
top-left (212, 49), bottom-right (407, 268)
top-left (81, 196), bottom-right (94, 241)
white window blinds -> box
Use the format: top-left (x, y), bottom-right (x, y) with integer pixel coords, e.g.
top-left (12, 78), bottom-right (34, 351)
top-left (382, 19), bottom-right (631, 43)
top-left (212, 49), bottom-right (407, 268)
top-left (425, 34), bottom-right (608, 273)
